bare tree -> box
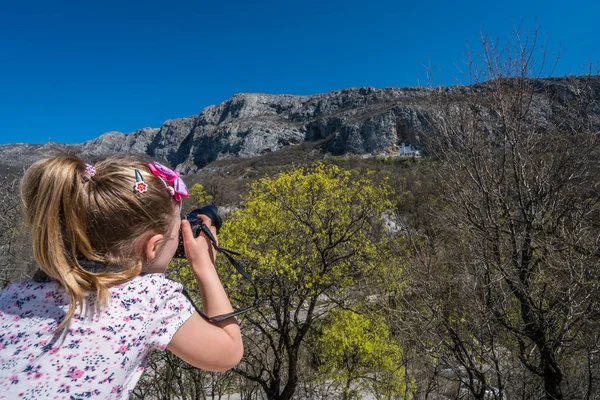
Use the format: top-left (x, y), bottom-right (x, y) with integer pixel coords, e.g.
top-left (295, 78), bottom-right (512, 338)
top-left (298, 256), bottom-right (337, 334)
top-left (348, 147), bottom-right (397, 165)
top-left (132, 350), bottom-right (243, 400)
top-left (397, 28), bottom-right (600, 399)
top-left (0, 172), bottom-right (35, 288)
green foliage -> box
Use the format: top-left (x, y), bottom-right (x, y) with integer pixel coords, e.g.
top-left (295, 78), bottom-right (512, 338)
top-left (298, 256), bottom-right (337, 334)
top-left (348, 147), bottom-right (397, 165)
top-left (189, 183), bottom-right (213, 206)
top-left (315, 309), bottom-right (407, 399)
top-left (220, 162), bottom-right (392, 294)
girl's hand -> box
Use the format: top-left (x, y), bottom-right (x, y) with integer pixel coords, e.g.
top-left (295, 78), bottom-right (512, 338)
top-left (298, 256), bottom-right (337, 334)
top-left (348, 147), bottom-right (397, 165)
top-left (181, 214), bottom-right (218, 270)
top-left (169, 215), bottom-right (243, 372)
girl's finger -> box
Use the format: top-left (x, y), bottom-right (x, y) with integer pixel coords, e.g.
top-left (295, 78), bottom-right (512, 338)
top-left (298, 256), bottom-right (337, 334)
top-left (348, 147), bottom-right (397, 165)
top-left (181, 219), bottom-right (196, 245)
top-left (197, 214), bottom-right (218, 237)
top-left (197, 214), bottom-right (213, 228)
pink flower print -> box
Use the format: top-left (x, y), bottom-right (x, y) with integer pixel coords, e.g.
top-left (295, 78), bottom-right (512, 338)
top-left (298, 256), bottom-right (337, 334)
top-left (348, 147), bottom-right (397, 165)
top-left (111, 385), bottom-right (123, 394)
top-left (117, 345), bottom-right (128, 354)
top-left (0, 343), bottom-right (4, 350)
top-left (13, 315), bottom-right (20, 321)
top-left (69, 369), bottom-right (84, 379)
top-left (49, 347), bottom-right (59, 354)
top-left (34, 372), bottom-right (43, 379)
top-left (9, 375), bottom-right (18, 384)
top-left (58, 383), bottom-right (71, 393)
top-left (123, 316), bottom-right (130, 322)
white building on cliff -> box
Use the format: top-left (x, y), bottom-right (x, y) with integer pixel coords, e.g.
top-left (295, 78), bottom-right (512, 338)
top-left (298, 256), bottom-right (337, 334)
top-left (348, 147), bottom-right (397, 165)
top-left (399, 143), bottom-right (420, 157)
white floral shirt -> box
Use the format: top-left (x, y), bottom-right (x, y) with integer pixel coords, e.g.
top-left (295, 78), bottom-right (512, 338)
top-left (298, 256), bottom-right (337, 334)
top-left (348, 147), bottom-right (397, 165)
top-left (0, 274), bottom-right (195, 399)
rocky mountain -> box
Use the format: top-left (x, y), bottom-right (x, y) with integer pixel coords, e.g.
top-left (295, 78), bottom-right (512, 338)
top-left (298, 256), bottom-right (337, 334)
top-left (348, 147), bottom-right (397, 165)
top-left (1, 77), bottom-right (599, 174)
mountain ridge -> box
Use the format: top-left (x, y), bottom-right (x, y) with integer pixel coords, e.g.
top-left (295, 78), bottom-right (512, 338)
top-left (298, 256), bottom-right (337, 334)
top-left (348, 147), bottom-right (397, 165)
top-left (1, 77), bottom-right (598, 174)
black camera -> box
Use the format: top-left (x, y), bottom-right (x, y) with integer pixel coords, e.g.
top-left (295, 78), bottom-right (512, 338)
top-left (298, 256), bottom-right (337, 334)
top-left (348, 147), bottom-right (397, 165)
top-left (174, 205), bottom-right (223, 259)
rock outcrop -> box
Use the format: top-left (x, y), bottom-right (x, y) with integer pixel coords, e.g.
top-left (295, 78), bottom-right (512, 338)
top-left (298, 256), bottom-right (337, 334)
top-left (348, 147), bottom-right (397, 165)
top-left (81, 128), bottom-right (159, 156)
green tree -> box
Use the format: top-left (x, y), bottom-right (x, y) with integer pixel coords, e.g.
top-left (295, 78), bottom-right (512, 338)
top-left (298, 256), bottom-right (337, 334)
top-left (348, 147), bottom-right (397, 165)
top-left (219, 163), bottom-right (394, 400)
top-left (314, 309), bottom-right (407, 399)
top-left (189, 183), bottom-right (213, 206)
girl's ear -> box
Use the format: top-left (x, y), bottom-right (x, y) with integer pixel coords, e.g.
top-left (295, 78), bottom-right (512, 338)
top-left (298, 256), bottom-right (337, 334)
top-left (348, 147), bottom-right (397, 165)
top-left (144, 233), bottom-right (164, 261)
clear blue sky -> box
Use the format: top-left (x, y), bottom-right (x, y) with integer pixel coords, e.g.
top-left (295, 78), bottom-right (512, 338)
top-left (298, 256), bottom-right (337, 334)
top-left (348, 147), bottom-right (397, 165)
top-left (1, 0), bottom-right (598, 144)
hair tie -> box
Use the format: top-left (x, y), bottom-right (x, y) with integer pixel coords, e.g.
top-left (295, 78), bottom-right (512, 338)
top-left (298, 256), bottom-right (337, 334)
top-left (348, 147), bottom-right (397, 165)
top-left (82, 164), bottom-right (96, 182)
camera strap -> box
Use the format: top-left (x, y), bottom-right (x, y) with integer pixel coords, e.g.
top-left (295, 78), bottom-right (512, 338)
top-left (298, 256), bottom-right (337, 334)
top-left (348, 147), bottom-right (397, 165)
top-left (182, 224), bottom-right (260, 323)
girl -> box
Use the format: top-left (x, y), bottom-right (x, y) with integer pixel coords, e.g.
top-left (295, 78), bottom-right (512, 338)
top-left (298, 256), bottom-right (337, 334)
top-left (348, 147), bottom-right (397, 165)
top-left (0, 154), bottom-right (243, 399)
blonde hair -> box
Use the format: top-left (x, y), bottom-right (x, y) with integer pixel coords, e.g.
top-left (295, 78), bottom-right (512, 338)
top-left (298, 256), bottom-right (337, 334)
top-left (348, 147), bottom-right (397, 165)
top-left (21, 154), bottom-right (177, 331)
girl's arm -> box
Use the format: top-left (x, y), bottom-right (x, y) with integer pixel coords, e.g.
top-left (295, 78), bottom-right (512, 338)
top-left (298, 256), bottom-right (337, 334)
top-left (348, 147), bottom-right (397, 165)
top-left (166, 216), bottom-right (243, 372)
